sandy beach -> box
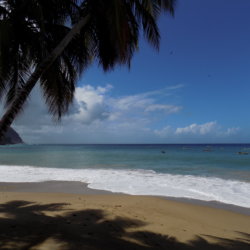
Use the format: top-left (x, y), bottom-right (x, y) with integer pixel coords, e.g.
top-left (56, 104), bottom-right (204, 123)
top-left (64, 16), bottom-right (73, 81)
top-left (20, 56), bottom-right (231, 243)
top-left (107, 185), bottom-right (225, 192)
top-left (0, 181), bottom-right (249, 250)
top-left (1, 0), bottom-right (249, 249)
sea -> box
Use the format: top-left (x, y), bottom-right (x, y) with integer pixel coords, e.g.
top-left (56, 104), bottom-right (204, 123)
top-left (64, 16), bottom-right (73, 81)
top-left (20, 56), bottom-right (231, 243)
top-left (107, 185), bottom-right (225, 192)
top-left (0, 144), bottom-right (250, 208)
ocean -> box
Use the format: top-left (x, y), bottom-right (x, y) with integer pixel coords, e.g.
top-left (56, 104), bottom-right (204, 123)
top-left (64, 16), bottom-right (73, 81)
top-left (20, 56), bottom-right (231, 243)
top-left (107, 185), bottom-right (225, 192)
top-left (0, 144), bottom-right (249, 208)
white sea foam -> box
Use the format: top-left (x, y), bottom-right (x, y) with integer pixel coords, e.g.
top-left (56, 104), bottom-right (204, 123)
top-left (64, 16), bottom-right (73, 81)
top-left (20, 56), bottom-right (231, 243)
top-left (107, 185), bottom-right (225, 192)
top-left (0, 165), bottom-right (250, 208)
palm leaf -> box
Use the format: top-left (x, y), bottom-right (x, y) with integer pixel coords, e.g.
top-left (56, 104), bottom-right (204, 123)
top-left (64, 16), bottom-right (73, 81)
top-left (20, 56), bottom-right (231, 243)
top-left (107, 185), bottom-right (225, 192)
top-left (0, 0), bottom-right (176, 137)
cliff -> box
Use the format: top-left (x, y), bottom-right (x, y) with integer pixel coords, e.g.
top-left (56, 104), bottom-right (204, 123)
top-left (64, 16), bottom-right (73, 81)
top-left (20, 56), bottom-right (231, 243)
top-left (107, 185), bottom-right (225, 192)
top-left (0, 127), bottom-right (23, 145)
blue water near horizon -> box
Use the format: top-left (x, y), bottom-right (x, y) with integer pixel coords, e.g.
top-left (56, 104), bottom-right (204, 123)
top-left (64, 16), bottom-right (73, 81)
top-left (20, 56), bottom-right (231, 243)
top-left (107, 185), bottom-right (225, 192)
top-left (1, 143), bottom-right (250, 181)
top-left (0, 144), bottom-right (250, 207)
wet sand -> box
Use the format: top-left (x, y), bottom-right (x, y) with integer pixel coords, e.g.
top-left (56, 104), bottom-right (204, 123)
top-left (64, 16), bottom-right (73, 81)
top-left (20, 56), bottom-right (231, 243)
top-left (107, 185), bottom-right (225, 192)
top-left (0, 181), bottom-right (249, 215)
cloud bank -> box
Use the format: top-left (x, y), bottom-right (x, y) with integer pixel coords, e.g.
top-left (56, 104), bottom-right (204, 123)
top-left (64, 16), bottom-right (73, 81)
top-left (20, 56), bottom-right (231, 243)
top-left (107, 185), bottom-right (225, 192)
top-left (0, 83), bottom-right (240, 143)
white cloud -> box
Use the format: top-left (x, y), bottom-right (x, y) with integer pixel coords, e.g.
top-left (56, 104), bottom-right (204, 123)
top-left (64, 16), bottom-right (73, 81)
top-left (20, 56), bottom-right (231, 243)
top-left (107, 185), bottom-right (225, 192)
top-left (0, 83), bottom-right (240, 143)
top-left (224, 127), bottom-right (240, 135)
top-left (154, 126), bottom-right (172, 136)
top-left (145, 104), bottom-right (182, 114)
top-left (175, 122), bottom-right (218, 135)
top-left (109, 87), bottom-right (182, 118)
top-left (66, 84), bottom-right (111, 124)
top-left (7, 84), bottom-right (183, 143)
top-left (152, 121), bottom-right (241, 143)
top-left (112, 94), bottom-right (152, 111)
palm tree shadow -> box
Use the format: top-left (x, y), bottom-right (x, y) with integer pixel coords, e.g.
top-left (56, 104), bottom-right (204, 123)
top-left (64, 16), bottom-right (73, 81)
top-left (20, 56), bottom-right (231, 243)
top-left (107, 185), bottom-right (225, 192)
top-left (0, 200), bottom-right (249, 250)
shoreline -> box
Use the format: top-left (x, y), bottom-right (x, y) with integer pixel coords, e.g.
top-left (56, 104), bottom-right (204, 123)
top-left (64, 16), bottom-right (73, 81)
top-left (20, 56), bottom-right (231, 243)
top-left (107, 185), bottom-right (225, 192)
top-left (0, 163), bottom-right (249, 212)
top-left (1, 180), bottom-right (249, 216)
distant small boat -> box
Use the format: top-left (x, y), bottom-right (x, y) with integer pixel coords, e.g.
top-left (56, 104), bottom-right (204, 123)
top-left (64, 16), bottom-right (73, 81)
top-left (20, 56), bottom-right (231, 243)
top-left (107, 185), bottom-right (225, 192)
top-left (203, 145), bottom-right (213, 152)
top-left (203, 149), bottom-right (212, 152)
top-left (238, 152), bottom-right (249, 155)
top-left (161, 150), bottom-right (166, 154)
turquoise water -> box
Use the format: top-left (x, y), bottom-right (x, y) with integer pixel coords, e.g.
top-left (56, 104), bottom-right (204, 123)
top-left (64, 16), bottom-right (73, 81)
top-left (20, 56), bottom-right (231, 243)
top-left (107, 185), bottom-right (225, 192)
top-left (0, 144), bottom-right (250, 207)
top-left (0, 144), bottom-right (249, 182)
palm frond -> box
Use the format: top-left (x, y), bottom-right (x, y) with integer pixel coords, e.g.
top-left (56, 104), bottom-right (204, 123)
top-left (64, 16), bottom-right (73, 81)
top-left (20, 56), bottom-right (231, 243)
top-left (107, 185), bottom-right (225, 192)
top-left (40, 57), bottom-right (76, 119)
top-left (0, 0), bottom-right (176, 125)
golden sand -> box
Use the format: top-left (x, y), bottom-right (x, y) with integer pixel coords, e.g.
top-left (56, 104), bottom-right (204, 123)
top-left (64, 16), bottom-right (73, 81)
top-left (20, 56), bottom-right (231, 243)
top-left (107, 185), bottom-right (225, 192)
top-left (0, 191), bottom-right (249, 249)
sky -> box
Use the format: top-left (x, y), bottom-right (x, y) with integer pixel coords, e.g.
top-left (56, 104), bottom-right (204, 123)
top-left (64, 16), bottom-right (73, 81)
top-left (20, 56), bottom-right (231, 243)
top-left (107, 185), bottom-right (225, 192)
top-left (8, 0), bottom-right (250, 143)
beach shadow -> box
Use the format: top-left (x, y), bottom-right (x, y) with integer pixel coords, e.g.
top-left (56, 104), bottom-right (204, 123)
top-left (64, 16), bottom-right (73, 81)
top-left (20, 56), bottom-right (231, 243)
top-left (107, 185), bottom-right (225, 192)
top-left (0, 200), bottom-right (249, 250)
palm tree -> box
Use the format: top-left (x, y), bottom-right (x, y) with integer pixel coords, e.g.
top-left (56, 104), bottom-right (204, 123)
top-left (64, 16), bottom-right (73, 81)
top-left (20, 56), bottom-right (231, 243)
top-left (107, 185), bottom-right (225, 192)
top-left (0, 0), bottom-right (91, 131)
top-left (0, 0), bottom-right (176, 139)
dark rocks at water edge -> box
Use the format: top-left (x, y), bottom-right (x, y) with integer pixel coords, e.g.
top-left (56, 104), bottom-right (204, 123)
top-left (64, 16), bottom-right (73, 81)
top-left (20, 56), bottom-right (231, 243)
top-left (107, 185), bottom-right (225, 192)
top-left (0, 127), bottom-right (23, 145)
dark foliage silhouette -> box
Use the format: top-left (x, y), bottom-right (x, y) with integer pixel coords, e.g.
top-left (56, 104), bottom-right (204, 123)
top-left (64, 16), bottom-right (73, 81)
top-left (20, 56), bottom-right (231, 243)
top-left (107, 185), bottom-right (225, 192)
top-left (0, 0), bottom-right (175, 138)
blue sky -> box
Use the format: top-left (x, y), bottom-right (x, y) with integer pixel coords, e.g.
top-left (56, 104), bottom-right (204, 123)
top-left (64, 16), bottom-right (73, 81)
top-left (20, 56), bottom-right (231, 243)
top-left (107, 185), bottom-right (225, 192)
top-left (12, 0), bottom-right (250, 143)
